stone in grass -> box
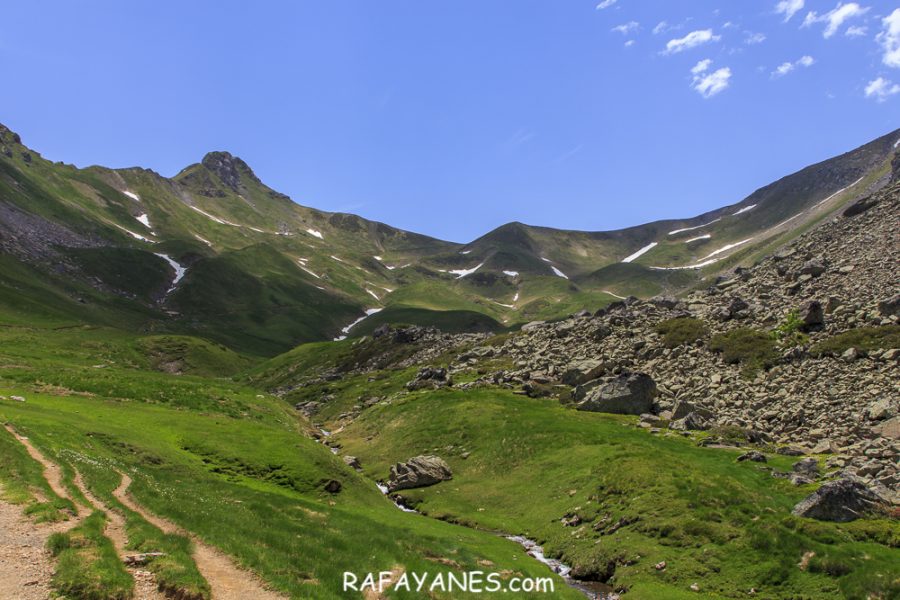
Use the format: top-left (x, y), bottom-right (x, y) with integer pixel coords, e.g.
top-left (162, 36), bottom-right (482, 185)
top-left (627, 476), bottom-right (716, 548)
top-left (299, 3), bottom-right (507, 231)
top-left (576, 372), bottom-right (657, 415)
top-left (792, 477), bottom-right (886, 522)
top-left (387, 455), bottom-right (452, 492)
top-left (737, 451), bottom-right (767, 463)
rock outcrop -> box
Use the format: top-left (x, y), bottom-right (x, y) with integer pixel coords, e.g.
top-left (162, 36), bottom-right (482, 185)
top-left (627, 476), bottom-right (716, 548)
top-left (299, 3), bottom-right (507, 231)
top-left (387, 455), bottom-right (452, 492)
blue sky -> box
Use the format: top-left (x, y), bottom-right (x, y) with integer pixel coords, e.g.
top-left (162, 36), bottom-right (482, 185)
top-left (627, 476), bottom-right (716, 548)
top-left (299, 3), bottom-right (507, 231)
top-left (2, 1), bottom-right (898, 242)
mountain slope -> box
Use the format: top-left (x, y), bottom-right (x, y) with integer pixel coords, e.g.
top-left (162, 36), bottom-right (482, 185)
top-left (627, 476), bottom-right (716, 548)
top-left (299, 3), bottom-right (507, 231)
top-left (1, 122), bottom-right (897, 354)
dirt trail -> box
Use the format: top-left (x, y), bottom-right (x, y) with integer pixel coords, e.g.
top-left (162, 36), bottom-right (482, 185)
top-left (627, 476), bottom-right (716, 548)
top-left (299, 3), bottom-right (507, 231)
top-left (0, 488), bottom-right (72, 600)
top-left (4, 424), bottom-right (166, 600)
top-left (112, 472), bottom-right (288, 600)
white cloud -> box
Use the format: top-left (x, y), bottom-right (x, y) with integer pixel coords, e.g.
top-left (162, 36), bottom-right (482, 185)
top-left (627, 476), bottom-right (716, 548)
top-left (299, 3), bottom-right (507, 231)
top-left (612, 21), bottom-right (639, 34)
top-left (664, 29), bottom-right (721, 54)
top-left (865, 77), bottom-right (900, 101)
top-left (624, 39), bottom-right (636, 47)
top-left (691, 59), bottom-right (713, 75)
top-left (775, 0), bottom-right (805, 22)
top-left (653, 21), bottom-right (669, 35)
top-left (877, 9), bottom-right (900, 68)
top-left (596, 0), bottom-right (618, 9)
top-left (691, 60), bottom-right (732, 98)
top-left (772, 55), bottom-right (815, 77)
top-left (844, 25), bottom-right (867, 37)
top-left (745, 32), bottom-right (767, 44)
top-left (802, 3), bottom-right (870, 39)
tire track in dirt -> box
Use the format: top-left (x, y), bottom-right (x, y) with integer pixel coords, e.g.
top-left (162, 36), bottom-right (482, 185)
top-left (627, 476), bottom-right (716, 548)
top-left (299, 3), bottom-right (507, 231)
top-left (4, 424), bottom-right (166, 600)
top-left (112, 471), bottom-right (289, 600)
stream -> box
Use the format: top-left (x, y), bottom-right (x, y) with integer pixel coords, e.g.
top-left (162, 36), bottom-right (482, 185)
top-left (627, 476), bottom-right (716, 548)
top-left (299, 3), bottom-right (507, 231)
top-left (314, 427), bottom-right (616, 598)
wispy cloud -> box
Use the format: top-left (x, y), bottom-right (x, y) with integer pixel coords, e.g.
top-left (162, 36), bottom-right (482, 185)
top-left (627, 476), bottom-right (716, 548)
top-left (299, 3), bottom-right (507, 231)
top-left (772, 55), bottom-right (815, 78)
top-left (775, 0), bottom-right (805, 22)
top-left (691, 59), bottom-right (732, 98)
top-left (745, 32), bottom-right (767, 44)
top-left (595, 0), bottom-right (618, 9)
top-left (652, 21), bottom-right (670, 35)
top-left (844, 25), bottom-right (867, 37)
top-left (802, 2), bottom-right (870, 39)
top-left (611, 21), bottom-right (639, 35)
top-left (663, 29), bottom-right (721, 55)
top-left (877, 9), bottom-right (900, 68)
top-left (624, 39), bottom-right (636, 47)
top-left (553, 144), bottom-right (584, 164)
top-left (865, 77), bottom-right (900, 101)
top-left (505, 128), bottom-right (535, 147)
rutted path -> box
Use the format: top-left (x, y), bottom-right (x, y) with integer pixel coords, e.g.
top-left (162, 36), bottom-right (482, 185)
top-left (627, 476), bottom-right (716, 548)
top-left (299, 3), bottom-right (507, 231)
top-left (111, 472), bottom-right (288, 600)
top-left (5, 424), bottom-right (166, 600)
top-left (5, 425), bottom-right (286, 600)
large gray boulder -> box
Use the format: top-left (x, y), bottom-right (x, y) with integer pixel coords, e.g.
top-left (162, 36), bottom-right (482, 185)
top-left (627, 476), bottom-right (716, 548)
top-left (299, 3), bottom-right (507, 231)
top-left (576, 372), bottom-right (657, 415)
top-left (387, 455), bottom-right (452, 492)
top-left (792, 477), bottom-right (885, 522)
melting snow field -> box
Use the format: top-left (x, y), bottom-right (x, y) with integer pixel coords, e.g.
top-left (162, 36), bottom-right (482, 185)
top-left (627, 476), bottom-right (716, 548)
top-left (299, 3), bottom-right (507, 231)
top-left (334, 308), bottom-right (383, 341)
top-left (701, 238), bottom-right (754, 260)
top-left (732, 204), bottom-right (757, 216)
top-left (684, 234), bottom-right (711, 243)
top-left (190, 206), bottom-right (239, 226)
top-left (551, 266), bottom-right (568, 279)
top-left (668, 218), bottom-right (721, 236)
top-left (135, 213), bottom-right (151, 228)
top-left (154, 253), bottom-right (187, 295)
top-left (122, 190), bottom-right (140, 201)
top-left (814, 176), bottom-right (865, 208)
top-left (503, 270), bottom-right (519, 277)
top-left (621, 242), bottom-right (658, 263)
top-left (112, 223), bottom-right (156, 243)
top-left (306, 228), bottom-right (324, 239)
top-left (449, 263), bottom-right (484, 278)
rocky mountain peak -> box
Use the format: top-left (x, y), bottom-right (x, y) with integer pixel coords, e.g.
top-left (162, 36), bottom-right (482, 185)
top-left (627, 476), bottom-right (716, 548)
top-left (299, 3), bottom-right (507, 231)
top-left (200, 150), bottom-right (261, 190)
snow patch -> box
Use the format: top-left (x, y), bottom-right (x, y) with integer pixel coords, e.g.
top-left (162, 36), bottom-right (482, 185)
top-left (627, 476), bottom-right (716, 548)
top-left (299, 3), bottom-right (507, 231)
top-left (154, 253), bottom-right (187, 295)
top-left (540, 257), bottom-right (552, 263)
top-left (684, 234), bottom-right (711, 243)
top-left (603, 290), bottom-right (627, 300)
top-left (650, 257), bottom-right (722, 271)
top-left (330, 255), bottom-right (345, 263)
top-left (668, 218), bottom-right (721, 235)
top-left (621, 242), bottom-right (658, 263)
top-left (449, 263), bottom-right (484, 279)
top-left (503, 270), bottom-right (519, 277)
top-left (135, 213), bottom-right (151, 228)
top-left (492, 301), bottom-right (515, 309)
top-left (373, 255), bottom-right (383, 261)
top-left (306, 228), bottom-right (324, 239)
top-left (190, 206), bottom-right (239, 227)
top-left (814, 176), bottom-right (865, 208)
top-left (248, 226), bottom-right (265, 233)
top-left (194, 234), bottom-right (213, 247)
top-left (459, 250), bottom-right (472, 255)
top-left (112, 223), bottom-right (156, 243)
top-left (701, 238), bottom-right (754, 260)
top-left (774, 213), bottom-right (803, 228)
top-left (551, 266), bottom-right (569, 279)
top-left (895, 138), bottom-right (900, 149)
top-left (122, 190), bottom-right (140, 201)
top-left (731, 204), bottom-right (757, 216)
top-left (365, 289), bottom-right (380, 300)
top-left (513, 292), bottom-right (520, 302)
top-left (334, 308), bottom-right (383, 341)
top-left (299, 265), bottom-right (321, 279)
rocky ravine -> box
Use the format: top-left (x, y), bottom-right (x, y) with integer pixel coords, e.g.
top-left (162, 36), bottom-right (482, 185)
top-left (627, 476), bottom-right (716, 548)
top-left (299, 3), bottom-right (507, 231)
top-left (445, 179), bottom-right (899, 502)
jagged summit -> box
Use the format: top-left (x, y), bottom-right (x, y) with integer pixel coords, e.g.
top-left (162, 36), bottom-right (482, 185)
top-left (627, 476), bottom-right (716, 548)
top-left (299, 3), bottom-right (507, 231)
top-left (199, 151), bottom-right (261, 190)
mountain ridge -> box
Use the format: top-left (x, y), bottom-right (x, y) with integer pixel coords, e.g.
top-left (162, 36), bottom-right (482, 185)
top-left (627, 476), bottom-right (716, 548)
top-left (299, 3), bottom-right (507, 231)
top-left (0, 121), bottom-right (897, 354)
